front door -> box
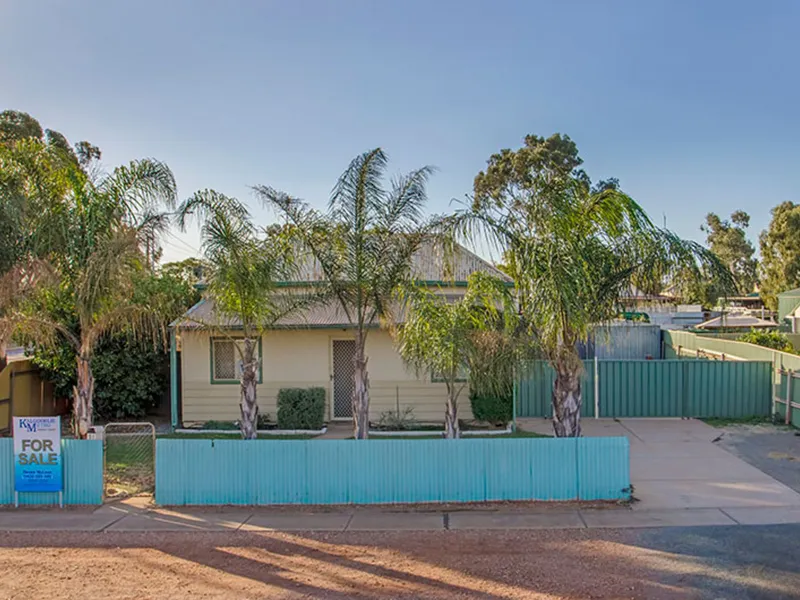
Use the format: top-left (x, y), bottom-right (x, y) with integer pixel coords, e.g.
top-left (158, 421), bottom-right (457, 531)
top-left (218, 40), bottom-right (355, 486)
top-left (331, 339), bottom-right (356, 419)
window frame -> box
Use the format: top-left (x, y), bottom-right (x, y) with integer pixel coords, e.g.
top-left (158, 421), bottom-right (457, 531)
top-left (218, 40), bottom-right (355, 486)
top-left (209, 336), bottom-right (263, 385)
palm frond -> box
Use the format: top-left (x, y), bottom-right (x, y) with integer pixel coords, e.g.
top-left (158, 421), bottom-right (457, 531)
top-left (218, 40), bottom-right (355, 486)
top-left (99, 158), bottom-right (177, 216)
top-left (175, 189), bottom-right (250, 232)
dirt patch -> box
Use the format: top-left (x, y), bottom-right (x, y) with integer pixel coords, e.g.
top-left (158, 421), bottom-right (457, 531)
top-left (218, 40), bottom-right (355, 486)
top-left (0, 527), bottom-right (798, 599)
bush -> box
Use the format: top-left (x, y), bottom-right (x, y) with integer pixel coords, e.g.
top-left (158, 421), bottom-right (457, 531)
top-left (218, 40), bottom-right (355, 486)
top-left (276, 388), bottom-right (325, 429)
top-left (92, 338), bottom-right (169, 419)
top-left (375, 407), bottom-right (419, 431)
top-left (202, 420), bottom-right (239, 430)
top-left (469, 392), bottom-right (512, 425)
top-left (737, 329), bottom-right (795, 353)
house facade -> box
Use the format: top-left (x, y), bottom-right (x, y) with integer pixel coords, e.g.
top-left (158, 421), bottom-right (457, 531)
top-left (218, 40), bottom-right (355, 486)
top-left (172, 242), bottom-right (511, 426)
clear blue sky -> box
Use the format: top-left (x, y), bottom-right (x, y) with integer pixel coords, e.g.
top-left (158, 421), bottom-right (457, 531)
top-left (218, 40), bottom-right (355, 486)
top-left (2, 0), bottom-right (798, 262)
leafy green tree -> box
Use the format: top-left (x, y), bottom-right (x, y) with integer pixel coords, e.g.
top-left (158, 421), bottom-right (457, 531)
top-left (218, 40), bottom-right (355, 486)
top-left (451, 133), bottom-right (732, 437)
top-left (256, 149), bottom-right (434, 439)
top-left (760, 202), bottom-right (800, 311)
top-left (701, 211), bottom-right (758, 296)
top-left (28, 270), bottom-right (197, 418)
top-left (0, 110), bottom-right (102, 366)
top-left (176, 191), bottom-right (303, 439)
top-left (395, 273), bottom-right (517, 438)
top-left (2, 149), bottom-right (177, 436)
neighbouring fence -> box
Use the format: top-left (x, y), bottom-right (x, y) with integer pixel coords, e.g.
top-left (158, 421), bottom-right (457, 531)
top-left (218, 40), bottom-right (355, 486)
top-left (663, 330), bottom-right (800, 371)
top-left (0, 439), bottom-right (104, 505)
top-left (517, 359), bottom-right (772, 419)
top-left (155, 437), bottom-right (631, 505)
top-left (579, 323), bottom-right (662, 360)
top-left (775, 370), bottom-right (800, 428)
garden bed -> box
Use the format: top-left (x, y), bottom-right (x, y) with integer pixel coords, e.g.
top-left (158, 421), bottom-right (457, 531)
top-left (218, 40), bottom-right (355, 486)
top-left (173, 427), bottom-right (325, 437)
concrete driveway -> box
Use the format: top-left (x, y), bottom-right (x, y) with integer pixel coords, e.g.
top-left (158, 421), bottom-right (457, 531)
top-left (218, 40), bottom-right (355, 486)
top-left (517, 417), bottom-right (800, 525)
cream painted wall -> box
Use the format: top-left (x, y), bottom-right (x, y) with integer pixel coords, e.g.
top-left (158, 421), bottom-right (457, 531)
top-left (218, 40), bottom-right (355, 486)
top-left (179, 328), bottom-right (473, 425)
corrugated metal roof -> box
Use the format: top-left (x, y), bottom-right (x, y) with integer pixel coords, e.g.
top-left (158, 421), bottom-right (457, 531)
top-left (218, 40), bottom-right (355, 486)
top-left (695, 314), bottom-right (776, 329)
top-left (282, 239), bottom-right (510, 284)
top-left (174, 242), bottom-right (509, 329)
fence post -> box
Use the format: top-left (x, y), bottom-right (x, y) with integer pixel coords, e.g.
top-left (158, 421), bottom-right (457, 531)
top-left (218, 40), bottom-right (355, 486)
top-left (594, 356), bottom-right (600, 419)
top-left (787, 370), bottom-right (794, 425)
top-left (512, 366), bottom-right (518, 432)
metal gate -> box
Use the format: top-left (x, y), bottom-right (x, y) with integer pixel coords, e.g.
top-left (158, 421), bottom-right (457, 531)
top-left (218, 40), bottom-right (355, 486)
top-left (104, 422), bottom-right (156, 498)
top-left (332, 340), bottom-right (355, 419)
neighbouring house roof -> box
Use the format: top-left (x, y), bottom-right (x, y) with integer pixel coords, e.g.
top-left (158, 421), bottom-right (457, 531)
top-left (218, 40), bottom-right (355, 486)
top-left (173, 241), bottom-right (506, 330)
top-left (695, 314), bottom-right (776, 330)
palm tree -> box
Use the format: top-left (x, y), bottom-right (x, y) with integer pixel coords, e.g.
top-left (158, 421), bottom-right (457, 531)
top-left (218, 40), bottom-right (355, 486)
top-left (394, 272), bottom-right (518, 438)
top-left (255, 149), bottom-right (434, 439)
top-left (176, 190), bottom-right (305, 439)
top-left (1, 157), bottom-right (177, 437)
top-left (450, 134), bottom-right (733, 437)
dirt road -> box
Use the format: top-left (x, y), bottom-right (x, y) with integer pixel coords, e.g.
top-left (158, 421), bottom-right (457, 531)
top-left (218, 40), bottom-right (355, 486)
top-left (1, 526), bottom-right (798, 599)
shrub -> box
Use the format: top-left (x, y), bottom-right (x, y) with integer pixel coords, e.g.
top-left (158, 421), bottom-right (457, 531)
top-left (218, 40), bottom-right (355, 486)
top-left (737, 329), bottom-right (795, 353)
top-left (469, 392), bottom-right (512, 425)
top-left (202, 420), bottom-right (239, 430)
top-left (92, 338), bottom-right (169, 420)
top-left (276, 387), bottom-right (325, 429)
top-left (375, 407), bottom-right (419, 431)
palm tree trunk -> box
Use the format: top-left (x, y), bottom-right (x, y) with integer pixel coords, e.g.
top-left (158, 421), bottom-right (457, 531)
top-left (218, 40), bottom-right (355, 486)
top-left (239, 338), bottom-right (259, 440)
top-left (0, 338), bottom-right (7, 371)
top-left (352, 329), bottom-right (370, 440)
top-left (444, 386), bottom-right (460, 439)
top-left (552, 360), bottom-right (582, 438)
top-left (73, 355), bottom-right (94, 439)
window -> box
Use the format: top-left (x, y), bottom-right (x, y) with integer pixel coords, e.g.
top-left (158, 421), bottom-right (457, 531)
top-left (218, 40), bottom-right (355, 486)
top-left (431, 365), bottom-right (469, 383)
top-left (211, 338), bottom-right (262, 383)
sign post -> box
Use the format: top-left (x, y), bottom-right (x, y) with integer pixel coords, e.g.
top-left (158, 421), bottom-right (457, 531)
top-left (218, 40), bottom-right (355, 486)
top-left (13, 417), bottom-right (63, 507)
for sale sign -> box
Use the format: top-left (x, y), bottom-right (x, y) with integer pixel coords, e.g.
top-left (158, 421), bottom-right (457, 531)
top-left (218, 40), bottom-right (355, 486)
top-left (13, 417), bottom-right (63, 493)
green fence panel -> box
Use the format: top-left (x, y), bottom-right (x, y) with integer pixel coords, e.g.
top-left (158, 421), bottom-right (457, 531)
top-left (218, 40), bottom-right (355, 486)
top-left (776, 371), bottom-right (800, 427)
top-left (517, 361), bottom-right (594, 418)
top-left (517, 357), bottom-right (774, 419)
top-left (599, 360), bottom-right (684, 417)
top-left (685, 361), bottom-right (772, 418)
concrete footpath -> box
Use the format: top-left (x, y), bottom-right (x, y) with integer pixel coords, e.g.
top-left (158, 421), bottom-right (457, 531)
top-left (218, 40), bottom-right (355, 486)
top-left (1, 500), bottom-right (800, 532)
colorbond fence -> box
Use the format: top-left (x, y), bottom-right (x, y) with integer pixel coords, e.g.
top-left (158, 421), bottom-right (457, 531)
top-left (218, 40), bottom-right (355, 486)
top-left (663, 330), bottom-right (800, 371)
top-left (776, 370), bottom-right (800, 428)
top-left (0, 439), bottom-right (103, 505)
top-left (155, 437), bottom-right (630, 505)
top-left (517, 359), bottom-right (772, 419)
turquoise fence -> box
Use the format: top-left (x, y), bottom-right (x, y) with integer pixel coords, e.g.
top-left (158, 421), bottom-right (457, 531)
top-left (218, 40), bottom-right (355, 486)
top-left (517, 359), bottom-right (772, 418)
top-left (155, 437), bottom-right (630, 505)
top-left (0, 439), bottom-right (103, 505)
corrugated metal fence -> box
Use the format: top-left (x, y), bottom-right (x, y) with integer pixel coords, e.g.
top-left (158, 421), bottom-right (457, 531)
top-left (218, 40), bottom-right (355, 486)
top-left (517, 359), bottom-right (772, 418)
top-left (581, 324), bottom-right (662, 359)
top-left (155, 437), bottom-right (631, 505)
top-left (0, 439), bottom-right (103, 505)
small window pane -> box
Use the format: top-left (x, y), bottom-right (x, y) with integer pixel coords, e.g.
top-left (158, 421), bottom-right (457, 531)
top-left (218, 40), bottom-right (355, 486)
top-left (214, 341), bottom-right (236, 380)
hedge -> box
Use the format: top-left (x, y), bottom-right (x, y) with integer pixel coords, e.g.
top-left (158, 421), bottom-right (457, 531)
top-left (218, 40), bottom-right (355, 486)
top-left (469, 392), bottom-right (512, 425)
top-left (276, 387), bottom-right (326, 429)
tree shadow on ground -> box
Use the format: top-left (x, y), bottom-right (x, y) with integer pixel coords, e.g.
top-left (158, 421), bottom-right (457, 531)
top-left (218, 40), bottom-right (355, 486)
top-left (0, 525), bottom-right (799, 598)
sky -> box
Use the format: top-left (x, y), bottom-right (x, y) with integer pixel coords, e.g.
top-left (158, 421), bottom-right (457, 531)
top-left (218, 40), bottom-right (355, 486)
top-left (2, 0), bottom-right (798, 263)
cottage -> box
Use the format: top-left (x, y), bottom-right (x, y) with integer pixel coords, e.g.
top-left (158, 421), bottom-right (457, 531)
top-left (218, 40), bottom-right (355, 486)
top-left (171, 242), bottom-right (510, 426)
